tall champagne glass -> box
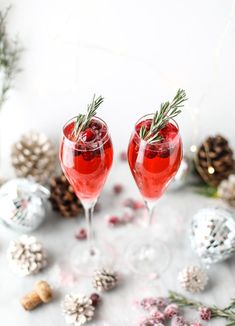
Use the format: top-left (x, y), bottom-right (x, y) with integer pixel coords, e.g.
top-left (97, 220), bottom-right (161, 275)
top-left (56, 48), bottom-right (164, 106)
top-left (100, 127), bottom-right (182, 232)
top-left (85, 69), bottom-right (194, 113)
top-left (126, 101), bottom-right (184, 276)
top-left (60, 114), bottom-right (113, 273)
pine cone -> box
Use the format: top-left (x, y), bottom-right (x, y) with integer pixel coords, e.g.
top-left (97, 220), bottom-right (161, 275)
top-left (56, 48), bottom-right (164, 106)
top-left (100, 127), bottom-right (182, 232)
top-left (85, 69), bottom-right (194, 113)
top-left (93, 268), bottom-right (118, 292)
top-left (218, 174), bottom-right (235, 207)
top-left (11, 131), bottom-right (56, 184)
top-left (178, 265), bottom-right (208, 293)
top-left (195, 135), bottom-right (234, 187)
top-left (62, 294), bottom-right (95, 325)
top-left (49, 173), bottom-right (83, 218)
top-left (7, 235), bottom-right (48, 276)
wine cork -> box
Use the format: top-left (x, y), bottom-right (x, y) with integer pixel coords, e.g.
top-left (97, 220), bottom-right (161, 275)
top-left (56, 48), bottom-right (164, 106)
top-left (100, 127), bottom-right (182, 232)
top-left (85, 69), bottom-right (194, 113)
top-left (21, 280), bottom-right (53, 311)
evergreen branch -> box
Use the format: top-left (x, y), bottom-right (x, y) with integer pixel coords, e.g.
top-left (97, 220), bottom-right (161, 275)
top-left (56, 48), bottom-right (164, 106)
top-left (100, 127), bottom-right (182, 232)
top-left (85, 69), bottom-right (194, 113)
top-left (73, 94), bottom-right (104, 139)
top-left (0, 6), bottom-right (22, 109)
top-left (169, 291), bottom-right (235, 323)
top-left (140, 89), bottom-right (187, 144)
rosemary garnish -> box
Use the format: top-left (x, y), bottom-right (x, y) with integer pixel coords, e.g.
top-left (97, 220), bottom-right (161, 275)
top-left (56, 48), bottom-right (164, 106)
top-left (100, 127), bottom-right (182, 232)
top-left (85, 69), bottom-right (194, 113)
top-left (140, 89), bottom-right (187, 144)
top-left (0, 6), bottom-right (22, 109)
top-left (72, 94), bottom-right (104, 139)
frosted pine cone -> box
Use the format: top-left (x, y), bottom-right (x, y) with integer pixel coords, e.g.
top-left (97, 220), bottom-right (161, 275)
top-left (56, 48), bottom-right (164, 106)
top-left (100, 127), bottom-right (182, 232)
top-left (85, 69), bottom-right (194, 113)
top-left (93, 268), bottom-right (118, 292)
top-left (178, 266), bottom-right (208, 293)
top-left (7, 235), bottom-right (47, 276)
top-left (11, 131), bottom-right (56, 184)
top-left (62, 294), bottom-right (95, 325)
top-left (218, 174), bottom-right (235, 207)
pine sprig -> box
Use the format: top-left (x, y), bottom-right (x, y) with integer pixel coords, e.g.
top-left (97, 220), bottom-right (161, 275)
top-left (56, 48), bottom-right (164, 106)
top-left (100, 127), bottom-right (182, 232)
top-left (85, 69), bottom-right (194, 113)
top-left (140, 89), bottom-right (187, 144)
top-left (169, 291), bottom-right (235, 324)
top-left (72, 94), bottom-right (104, 139)
top-left (0, 6), bottom-right (22, 109)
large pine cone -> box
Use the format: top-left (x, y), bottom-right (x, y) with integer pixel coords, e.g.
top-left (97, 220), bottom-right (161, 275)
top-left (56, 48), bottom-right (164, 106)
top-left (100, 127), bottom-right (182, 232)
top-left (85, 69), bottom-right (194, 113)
top-left (195, 135), bottom-right (234, 187)
top-left (11, 131), bottom-right (56, 184)
top-left (49, 174), bottom-right (83, 218)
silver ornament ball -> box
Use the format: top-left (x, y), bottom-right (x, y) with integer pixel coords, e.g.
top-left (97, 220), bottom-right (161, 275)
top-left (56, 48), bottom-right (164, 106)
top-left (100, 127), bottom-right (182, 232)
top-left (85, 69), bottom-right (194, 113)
top-left (0, 178), bottom-right (50, 232)
top-left (190, 207), bottom-right (235, 264)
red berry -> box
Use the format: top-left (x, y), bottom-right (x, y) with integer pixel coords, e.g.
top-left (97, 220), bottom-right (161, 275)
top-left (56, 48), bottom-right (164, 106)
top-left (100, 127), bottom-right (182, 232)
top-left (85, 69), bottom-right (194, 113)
top-left (164, 304), bottom-right (179, 319)
top-left (81, 128), bottom-right (96, 142)
top-left (120, 151), bottom-right (127, 161)
top-left (82, 151), bottom-right (95, 161)
top-left (75, 228), bottom-right (87, 240)
top-left (113, 184), bottom-right (124, 194)
top-left (106, 215), bottom-right (121, 226)
top-left (90, 293), bottom-right (100, 307)
top-left (150, 310), bottom-right (165, 323)
top-left (89, 120), bottom-right (102, 130)
top-left (145, 144), bottom-right (158, 159)
top-left (123, 198), bottom-right (144, 210)
top-left (136, 119), bottom-right (152, 134)
top-left (199, 307), bottom-right (211, 321)
top-left (159, 122), bottom-right (178, 140)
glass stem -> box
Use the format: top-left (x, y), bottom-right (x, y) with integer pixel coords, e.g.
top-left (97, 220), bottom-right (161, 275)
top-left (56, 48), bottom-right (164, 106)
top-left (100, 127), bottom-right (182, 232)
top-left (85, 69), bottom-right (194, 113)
top-left (145, 200), bottom-right (156, 227)
top-left (82, 199), bottom-right (97, 255)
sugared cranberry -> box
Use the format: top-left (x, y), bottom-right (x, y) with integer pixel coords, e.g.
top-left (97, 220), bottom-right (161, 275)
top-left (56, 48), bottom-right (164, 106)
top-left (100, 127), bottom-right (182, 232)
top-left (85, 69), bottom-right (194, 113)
top-left (75, 228), bottom-right (87, 240)
top-left (106, 215), bottom-right (121, 226)
top-left (164, 304), bottom-right (179, 319)
top-left (159, 122), bottom-right (178, 141)
top-left (113, 184), bottom-right (124, 194)
top-left (136, 119), bottom-right (152, 134)
top-left (120, 151), bottom-right (127, 161)
top-left (80, 128), bottom-right (96, 142)
top-left (156, 144), bottom-right (173, 158)
top-left (145, 144), bottom-right (158, 159)
top-left (90, 293), bottom-right (101, 307)
top-left (199, 307), bottom-right (211, 321)
top-left (89, 120), bottom-right (102, 130)
top-left (82, 151), bottom-right (95, 161)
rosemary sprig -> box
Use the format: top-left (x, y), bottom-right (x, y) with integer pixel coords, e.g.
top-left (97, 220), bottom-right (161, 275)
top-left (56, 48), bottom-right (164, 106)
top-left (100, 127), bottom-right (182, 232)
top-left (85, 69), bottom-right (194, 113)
top-left (169, 291), bottom-right (235, 324)
top-left (72, 94), bottom-right (104, 139)
top-left (140, 89), bottom-right (187, 144)
top-left (0, 6), bottom-right (22, 109)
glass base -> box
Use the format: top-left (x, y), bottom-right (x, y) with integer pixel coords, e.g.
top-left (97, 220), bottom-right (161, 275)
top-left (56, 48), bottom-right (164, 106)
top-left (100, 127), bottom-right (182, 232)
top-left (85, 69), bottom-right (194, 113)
top-left (125, 236), bottom-right (171, 277)
top-left (71, 240), bottom-right (117, 276)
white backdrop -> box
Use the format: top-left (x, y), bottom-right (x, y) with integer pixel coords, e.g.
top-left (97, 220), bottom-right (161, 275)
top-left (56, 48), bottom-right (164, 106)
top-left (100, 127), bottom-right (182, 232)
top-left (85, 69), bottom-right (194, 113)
top-left (1, 0), bottom-right (235, 177)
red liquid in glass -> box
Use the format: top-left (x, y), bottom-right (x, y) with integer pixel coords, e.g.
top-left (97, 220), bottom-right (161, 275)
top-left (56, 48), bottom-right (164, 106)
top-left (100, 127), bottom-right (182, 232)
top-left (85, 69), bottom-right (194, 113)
top-left (128, 119), bottom-right (182, 200)
top-left (60, 118), bottom-right (113, 201)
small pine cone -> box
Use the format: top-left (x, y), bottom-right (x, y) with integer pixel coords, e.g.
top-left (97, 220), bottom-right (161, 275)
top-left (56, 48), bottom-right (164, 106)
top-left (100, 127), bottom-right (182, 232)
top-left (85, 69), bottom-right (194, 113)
top-left (218, 174), bottom-right (235, 207)
top-left (93, 268), bottom-right (118, 292)
top-left (7, 235), bottom-right (47, 276)
top-left (11, 131), bottom-right (56, 184)
top-left (195, 135), bottom-right (234, 187)
top-left (178, 266), bottom-right (208, 293)
top-left (49, 173), bottom-right (83, 218)
top-left (62, 294), bottom-right (95, 325)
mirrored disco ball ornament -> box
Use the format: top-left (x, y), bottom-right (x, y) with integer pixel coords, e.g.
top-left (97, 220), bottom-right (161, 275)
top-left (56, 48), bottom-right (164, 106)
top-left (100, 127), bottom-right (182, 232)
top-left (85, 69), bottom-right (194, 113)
top-left (190, 207), bottom-right (235, 264)
top-left (0, 178), bottom-right (50, 232)
top-left (169, 157), bottom-right (190, 191)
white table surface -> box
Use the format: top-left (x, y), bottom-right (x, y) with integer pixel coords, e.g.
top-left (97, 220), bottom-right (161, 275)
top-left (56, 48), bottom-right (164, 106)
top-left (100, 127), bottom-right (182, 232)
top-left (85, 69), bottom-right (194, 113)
top-left (0, 158), bottom-right (234, 326)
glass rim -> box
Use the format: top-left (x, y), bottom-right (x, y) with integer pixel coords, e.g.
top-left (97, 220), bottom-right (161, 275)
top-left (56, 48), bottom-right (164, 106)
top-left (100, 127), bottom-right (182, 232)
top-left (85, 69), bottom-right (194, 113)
top-left (62, 115), bottom-right (111, 151)
top-left (133, 114), bottom-right (180, 147)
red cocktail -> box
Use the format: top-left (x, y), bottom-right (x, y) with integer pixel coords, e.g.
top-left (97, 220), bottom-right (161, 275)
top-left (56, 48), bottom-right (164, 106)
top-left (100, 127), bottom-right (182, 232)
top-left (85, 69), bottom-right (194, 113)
top-left (128, 118), bottom-right (182, 200)
top-left (60, 117), bottom-right (113, 202)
